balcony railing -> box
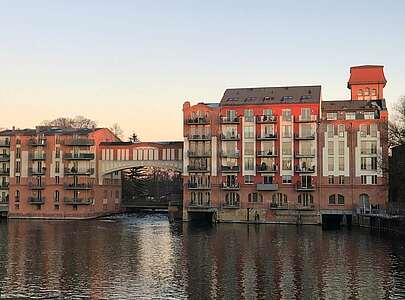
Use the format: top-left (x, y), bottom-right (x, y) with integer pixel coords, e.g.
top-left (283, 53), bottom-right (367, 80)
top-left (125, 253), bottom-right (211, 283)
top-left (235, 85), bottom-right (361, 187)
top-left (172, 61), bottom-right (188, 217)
top-left (28, 182), bottom-right (46, 189)
top-left (0, 154), bottom-right (10, 161)
top-left (296, 184), bottom-right (316, 191)
top-left (269, 202), bottom-right (289, 210)
top-left (187, 165), bottom-right (210, 172)
top-left (294, 165), bottom-right (316, 173)
top-left (28, 196), bottom-right (45, 204)
top-left (0, 140), bottom-right (10, 147)
top-left (294, 133), bottom-right (316, 140)
top-left (257, 183), bottom-right (278, 191)
top-left (28, 167), bottom-right (46, 176)
top-left (256, 115), bottom-right (277, 123)
top-left (220, 133), bottom-right (240, 141)
top-left (220, 116), bottom-right (240, 124)
top-left (188, 134), bottom-right (211, 141)
top-left (257, 164), bottom-right (278, 173)
top-left (257, 150), bottom-right (277, 157)
top-left (295, 115), bottom-right (318, 123)
top-left (187, 151), bottom-right (211, 158)
top-left (63, 138), bottom-right (95, 146)
top-left (222, 201), bottom-right (240, 209)
top-left (221, 165), bottom-right (240, 173)
top-left (64, 168), bottom-right (95, 176)
top-left (185, 117), bottom-right (209, 125)
top-left (294, 152), bottom-right (316, 158)
top-left (64, 197), bottom-right (93, 205)
top-left (28, 139), bottom-right (47, 146)
top-left (29, 153), bottom-right (46, 160)
top-left (64, 153), bottom-right (95, 160)
top-left (257, 133), bottom-right (277, 140)
top-left (0, 197), bottom-right (9, 204)
top-left (220, 151), bottom-right (240, 158)
top-left (64, 183), bottom-right (93, 190)
top-left (0, 182), bottom-right (9, 189)
top-left (222, 183), bottom-right (240, 190)
top-left (187, 182), bottom-right (211, 190)
top-left (0, 168), bottom-right (10, 176)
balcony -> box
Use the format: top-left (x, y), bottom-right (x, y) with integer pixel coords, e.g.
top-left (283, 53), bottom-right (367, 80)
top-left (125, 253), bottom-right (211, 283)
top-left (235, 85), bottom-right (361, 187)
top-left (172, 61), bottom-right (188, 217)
top-left (28, 139), bottom-right (47, 147)
top-left (220, 116), bottom-right (240, 124)
top-left (187, 182), bottom-right (211, 190)
top-left (257, 183), bottom-right (279, 191)
top-left (64, 183), bottom-right (93, 190)
top-left (0, 168), bottom-right (10, 176)
top-left (0, 197), bottom-right (8, 204)
top-left (257, 133), bottom-right (277, 140)
top-left (0, 140), bottom-right (10, 147)
top-left (28, 167), bottom-right (46, 176)
top-left (221, 151), bottom-right (240, 159)
top-left (294, 133), bottom-right (315, 140)
top-left (64, 153), bottom-right (95, 160)
top-left (294, 165), bottom-right (316, 173)
top-left (29, 153), bottom-right (46, 160)
top-left (28, 196), bottom-right (45, 204)
top-left (269, 202), bottom-right (289, 210)
top-left (294, 152), bottom-right (316, 158)
top-left (296, 184), bottom-right (316, 192)
top-left (221, 165), bottom-right (240, 173)
top-left (188, 134), bottom-right (211, 141)
top-left (220, 133), bottom-right (240, 141)
top-left (29, 182), bottom-right (46, 190)
top-left (64, 167), bottom-right (95, 176)
top-left (257, 150), bottom-right (277, 157)
top-left (257, 164), bottom-right (278, 173)
top-left (0, 182), bottom-right (9, 189)
top-left (222, 182), bottom-right (240, 190)
top-left (185, 117), bottom-right (209, 125)
top-left (222, 202), bottom-right (241, 209)
top-left (187, 165), bottom-right (210, 173)
top-left (187, 151), bottom-right (211, 158)
top-left (64, 197), bottom-right (93, 205)
top-left (257, 115), bottom-right (277, 123)
top-left (64, 138), bottom-right (95, 146)
top-left (0, 154), bottom-right (10, 162)
top-left (295, 115), bottom-right (318, 123)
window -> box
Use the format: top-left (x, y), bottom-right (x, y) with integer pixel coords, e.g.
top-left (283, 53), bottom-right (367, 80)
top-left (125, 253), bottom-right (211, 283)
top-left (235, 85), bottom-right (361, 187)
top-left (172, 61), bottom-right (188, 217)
top-left (370, 124), bottom-right (378, 137)
top-left (263, 176), bottom-right (273, 184)
top-left (359, 194), bottom-right (370, 207)
top-left (244, 126), bottom-right (254, 139)
top-left (327, 113), bottom-right (337, 120)
top-left (327, 124), bottom-right (334, 138)
top-left (361, 157), bottom-right (377, 170)
top-left (272, 193), bottom-right (288, 206)
top-left (328, 158), bottom-right (334, 172)
top-left (244, 142), bottom-right (254, 155)
top-left (282, 96), bottom-right (293, 102)
top-left (328, 175), bottom-right (334, 184)
top-left (282, 142), bottom-right (292, 155)
top-left (282, 175), bottom-right (292, 184)
top-left (248, 193), bottom-right (263, 203)
top-left (360, 124), bottom-right (368, 137)
top-left (55, 162), bottom-right (60, 173)
top-left (337, 194), bottom-right (345, 205)
top-left (298, 193), bottom-right (313, 207)
top-left (16, 176), bottom-right (20, 184)
top-left (301, 108), bottom-right (311, 121)
top-left (16, 148), bottom-right (21, 159)
top-left (263, 109), bottom-right (273, 116)
top-left (328, 194), bottom-right (336, 205)
top-left (364, 112), bottom-right (375, 120)
top-left (225, 192), bottom-right (240, 207)
top-left (282, 125), bottom-right (292, 138)
top-left (282, 159), bottom-right (292, 170)
top-left (54, 190), bottom-right (59, 202)
top-left (328, 141), bottom-right (334, 155)
top-left (345, 112), bottom-right (356, 120)
top-left (244, 175), bottom-right (254, 184)
top-left (339, 157), bottom-right (344, 171)
top-left (338, 124), bottom-right (345, 137)
top-left (339, 175), bottom-right (345, 184)
top-left (244, 109), bottom-right (254, 122)
top-left (361, 175), bottom-right (378, 185)
top-left (56, 147), bottom-right (60, 159)
top-left (55, 176), bottom-right (60, 184)
top-left (244, 157), bottom-right (254, 171)
top-left (301, 124), bottom-right (313, 137)
top-left (15, 190), bottom-right (20, 202)
top-left (282, 109), bottom-right (292, 121)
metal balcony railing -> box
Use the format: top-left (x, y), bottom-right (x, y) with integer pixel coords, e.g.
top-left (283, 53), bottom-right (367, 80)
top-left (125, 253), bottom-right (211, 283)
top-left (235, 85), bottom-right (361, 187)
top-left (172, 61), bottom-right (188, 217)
top-left (0, 154), bottom-right (10, 161)
top-left (64, 183), bottom-right (93, 190)
top-left (63, 138), bottom-right (95, 146)
top-left (188, 134), bottom-right (211, 141)
top-left (257, 164), bottom-right (278, 173)
top-left (220, 133), bottom-right (240, 141)
top-left (64, 168), bottom-right (95, 176)
top-left (28, 182), bottom-right (46, 189)
top-left (28, 167), bottom-right (46, 176)
top-left (257, 150), bottom-right (277, 157)
top-left (220, 151), bottom-right (240, 158)
top-left (294, 165), bottom-right (316, 173)
top-left (185, 117), bottom-right (209, 125)
top-left (296, 184), bottom-right (316, 191)
top-left (29, 153), bottom-right (46, 160)
top-left (257, 133), bottom-right (277, 140)
top-left (28, 139), bottom-right (47, 146)
top-left (64, 197), bottom-right (93, 205)
top-left (221, 165), bottom-right (240, 173)
top-left (220, 116), bottom-right (240, 124)
top-left (0, 182), bottom-right (9, 189)
top-left (28, 196), bottom-right (45, 204)
top-left (64, 153), bottom-right (95, 160)
top-left (256, 115), bottom-right (277, 123)
top-left (295, 115), bottom-right (318, 122)
top-left (221, 183), bottom-right (240, 190)
top-left (0, 168), bottom-right (10, 175)
top-left (269, 202), bottom-right (289, 209)
top-left (294, 152), bottom-right (316, 158)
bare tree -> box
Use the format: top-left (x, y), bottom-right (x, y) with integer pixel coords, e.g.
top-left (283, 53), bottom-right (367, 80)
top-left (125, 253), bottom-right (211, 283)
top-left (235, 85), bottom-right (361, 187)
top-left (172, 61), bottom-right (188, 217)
top-left (389, 95), bottom-right (405, 147)
top-left (42, 116), bottom-right (97, 129)
top-left (109, 123), bottom-right (124, 139)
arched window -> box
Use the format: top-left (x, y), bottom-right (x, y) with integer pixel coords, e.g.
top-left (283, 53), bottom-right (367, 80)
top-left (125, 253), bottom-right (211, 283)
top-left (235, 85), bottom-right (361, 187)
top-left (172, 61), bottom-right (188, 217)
top-left (359, 194), bottom-right (370, 207)
top-left (248, 192), bottom-right (263, 203)
top-left (298, 193), bottom-right (313, 207)
top-left (329, 194), bottom-right (344, 205)
top-left (337, 194), bottom-right (344, 205)
top-left (272, 193), bottom-right (287, 206)
top-left (225, 192), bottom-right (240, 207)
top-left (328, 194), bottom-right (336, 205)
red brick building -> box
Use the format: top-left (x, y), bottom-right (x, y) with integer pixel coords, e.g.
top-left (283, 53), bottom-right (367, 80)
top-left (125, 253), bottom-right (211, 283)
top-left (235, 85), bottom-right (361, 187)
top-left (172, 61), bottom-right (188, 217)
top-left (0, 127), bottom-right (123, 219)
top-left (182, 65), bottom-right (389, 224)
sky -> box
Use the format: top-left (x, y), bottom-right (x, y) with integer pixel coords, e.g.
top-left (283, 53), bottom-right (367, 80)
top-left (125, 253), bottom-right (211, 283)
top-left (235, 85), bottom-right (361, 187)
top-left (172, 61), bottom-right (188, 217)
top-left (1, 0), bottom-right (405, 141)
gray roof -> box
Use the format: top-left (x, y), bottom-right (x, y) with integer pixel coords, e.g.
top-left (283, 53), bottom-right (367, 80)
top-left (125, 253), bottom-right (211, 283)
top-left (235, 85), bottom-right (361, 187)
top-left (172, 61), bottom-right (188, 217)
top-left (322, 99), bottom-right (387, 111)
top-left (220, 85), bottom-right (321, 106)
top-left (0, 127), bottom-right (103, 136)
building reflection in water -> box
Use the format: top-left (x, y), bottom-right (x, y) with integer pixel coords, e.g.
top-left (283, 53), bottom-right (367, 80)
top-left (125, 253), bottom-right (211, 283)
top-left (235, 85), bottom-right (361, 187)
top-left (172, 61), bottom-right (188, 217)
top-left (0, 216), bottom-right (404, 299)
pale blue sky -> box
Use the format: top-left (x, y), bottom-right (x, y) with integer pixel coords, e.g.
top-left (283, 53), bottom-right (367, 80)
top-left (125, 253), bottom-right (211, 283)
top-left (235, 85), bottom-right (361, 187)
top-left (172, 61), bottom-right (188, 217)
top-left (1, 0), bottom-right (404, 140)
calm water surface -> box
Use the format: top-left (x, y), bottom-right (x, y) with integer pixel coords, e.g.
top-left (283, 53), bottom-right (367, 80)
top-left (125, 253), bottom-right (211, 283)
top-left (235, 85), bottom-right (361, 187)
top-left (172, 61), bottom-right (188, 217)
top-left (0, 214), bottom-right (405, 299)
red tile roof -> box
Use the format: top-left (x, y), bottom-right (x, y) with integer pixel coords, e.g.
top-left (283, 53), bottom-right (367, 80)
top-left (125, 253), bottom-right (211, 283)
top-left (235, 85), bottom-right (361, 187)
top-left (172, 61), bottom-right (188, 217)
top-left (347, 65), bottom-right (387, 88)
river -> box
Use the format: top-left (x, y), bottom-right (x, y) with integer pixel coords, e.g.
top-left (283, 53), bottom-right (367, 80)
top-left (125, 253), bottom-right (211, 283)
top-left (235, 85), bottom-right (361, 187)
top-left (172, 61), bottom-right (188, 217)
top-left (0, 213), bottom-right (404, 299)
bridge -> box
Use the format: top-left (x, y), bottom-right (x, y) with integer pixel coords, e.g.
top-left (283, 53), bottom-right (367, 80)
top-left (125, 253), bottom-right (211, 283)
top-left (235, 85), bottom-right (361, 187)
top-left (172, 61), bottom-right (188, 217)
top-left (98, 141), bottom-right (183, 184)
